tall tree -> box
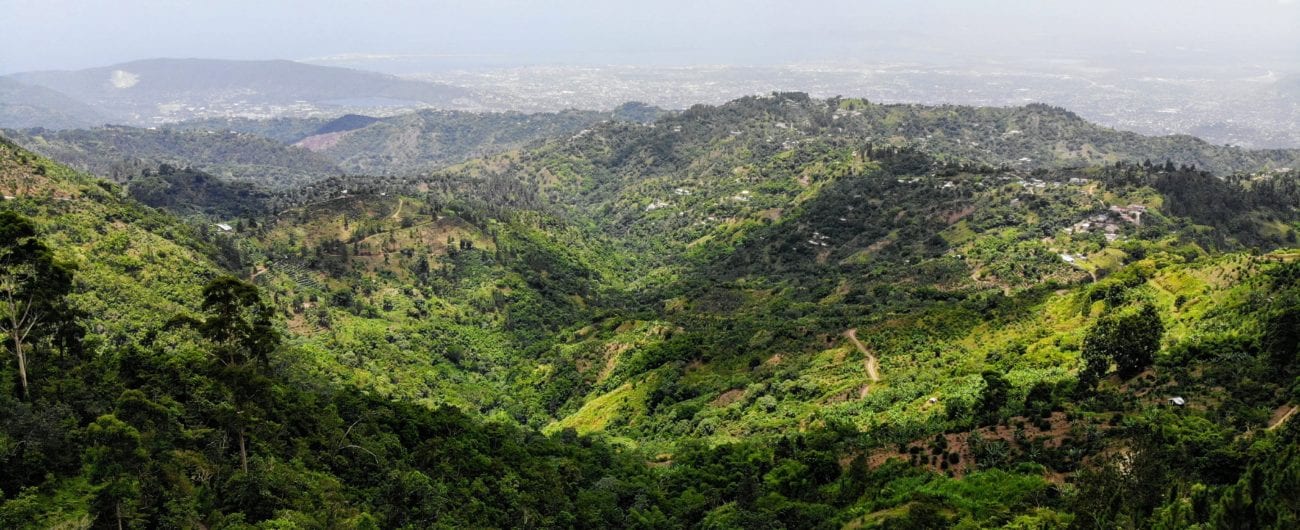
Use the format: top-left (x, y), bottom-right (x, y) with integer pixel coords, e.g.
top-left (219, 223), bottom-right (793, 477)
top-left (169, 276), bottom-right (280, 472)
top-left (1262, 286), bottom-right (1300, 371)
top-left (192, 276), bottom-right (280, 368)
top-left (0, 211), bottom-right (78, 399)
top-left (86, 414), bottom-right (148, 530)
top-left (976, 370), bottom-right (1010, 423)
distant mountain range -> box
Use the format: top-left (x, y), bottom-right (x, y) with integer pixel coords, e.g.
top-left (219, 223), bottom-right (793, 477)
top-left (285, 102), bottom-right (664, 175)
top-left (3, 102), bottom-right (667, 187)
top-left (0, 77), bottom-right (108, 129)
top-left (1, 58), bottom-right (477, 128)
top-left (1, 126), bottom-right (344, 188)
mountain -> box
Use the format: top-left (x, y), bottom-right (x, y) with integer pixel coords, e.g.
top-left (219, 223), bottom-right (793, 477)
top-left (432, 94), bottom-right (1300, 267)
top-left (6, 58), bottom-right (476, 125)
top-left (0, 77), bottom-right (107, 129)
top-left (2, 91), bottom-right (1299, 528)
top-left (8, 105), bottom-right (664, 186)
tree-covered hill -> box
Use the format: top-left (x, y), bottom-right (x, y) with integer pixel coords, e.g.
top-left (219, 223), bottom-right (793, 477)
top-left (295, 108), bottom-right (619, 175)
top-left (2, 126), bottom-right (343, 188)
top-left (121, 164), bottom-right (274, 220)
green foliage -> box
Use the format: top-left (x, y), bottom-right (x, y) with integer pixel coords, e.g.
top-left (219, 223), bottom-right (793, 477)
top-left (976, 370), bottom-right (1010, 423)
top-left (1261, 263), bottom-right (1300, 371)
top-left (124, 164), bottom-right (271, 219)
top-left (187, 276), bottom-right (281, 367)
top-left (85, 414), bottom-right (147, 528)
top-left (0, 210), bottom-right (81, 399)
top-left (1083, 303), bottom-right (1165, 382)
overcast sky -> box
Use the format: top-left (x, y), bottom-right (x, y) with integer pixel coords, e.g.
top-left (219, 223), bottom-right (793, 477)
top-left (2, 0), bottom-right (1298, 74)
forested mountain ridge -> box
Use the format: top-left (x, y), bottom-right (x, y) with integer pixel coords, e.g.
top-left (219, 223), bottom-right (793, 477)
top-left (2, 103), bottom-right (662, 189)
top-left (432, 93), bottom-right (1300, 280)
top-left (1, 87), bottom-right (1299, 528)
top-left (168, 102), bottom-right (666, 176)
top-left (292, 107), bottom-right (635, 175)
top-left (11, 93), bottom-right (1296, 194)
top-left (1, 126), bottom-right (344, 188)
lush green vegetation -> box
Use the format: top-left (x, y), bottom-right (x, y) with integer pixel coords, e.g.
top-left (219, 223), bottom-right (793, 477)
top-left (2, 93), bottom-right (1299, 528)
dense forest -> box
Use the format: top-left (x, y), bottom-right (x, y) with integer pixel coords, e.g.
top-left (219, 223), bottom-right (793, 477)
top-left (1, 94), bottom-right (1298, 528)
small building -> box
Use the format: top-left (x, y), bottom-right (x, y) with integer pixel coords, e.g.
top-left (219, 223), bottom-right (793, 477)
top-left (1169, 397), bottom-right (1186, 406)
top-left (215, 223), bottom-right (233, 232)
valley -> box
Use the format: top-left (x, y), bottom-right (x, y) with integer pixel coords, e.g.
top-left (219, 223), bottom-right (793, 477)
top-left (1, 92), bottom-right (1298, 528)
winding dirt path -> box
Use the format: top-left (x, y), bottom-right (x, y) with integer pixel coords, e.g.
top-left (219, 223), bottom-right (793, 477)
top-left (845, 328), bottom-right (880, 382)
top-left (390, 197), bottom-right (404, 220)
top-left (1268, 404), bottom-right (1297, 431)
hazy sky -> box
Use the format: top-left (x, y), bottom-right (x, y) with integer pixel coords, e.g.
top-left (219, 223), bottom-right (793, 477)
top-left (2, 0), bottom-right (1298, 74)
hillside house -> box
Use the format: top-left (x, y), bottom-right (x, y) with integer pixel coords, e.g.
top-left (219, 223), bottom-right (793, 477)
top-left (1109, 204), bottom-right (1147, 225)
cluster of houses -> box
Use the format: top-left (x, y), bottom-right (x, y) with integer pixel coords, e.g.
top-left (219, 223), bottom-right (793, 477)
top-left (807, 230), bottom-right (832, 248)
top-left (887, 174), bottom-right (1098, 191)
top-left (1017, 177), bottom-right (1050, 189)
top-left (1065, 204), bottom-right (1147, 242)
top-left (1108, 203), bottom-right (1147, 225)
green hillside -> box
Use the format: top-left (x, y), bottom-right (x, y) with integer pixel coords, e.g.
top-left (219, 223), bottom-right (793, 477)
top-left (2, 126), bottom-right (343, 188)
top-left (297, 106), bottom-right (652, 175)
top-left (2, 92), bottom-right (1299, 528)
